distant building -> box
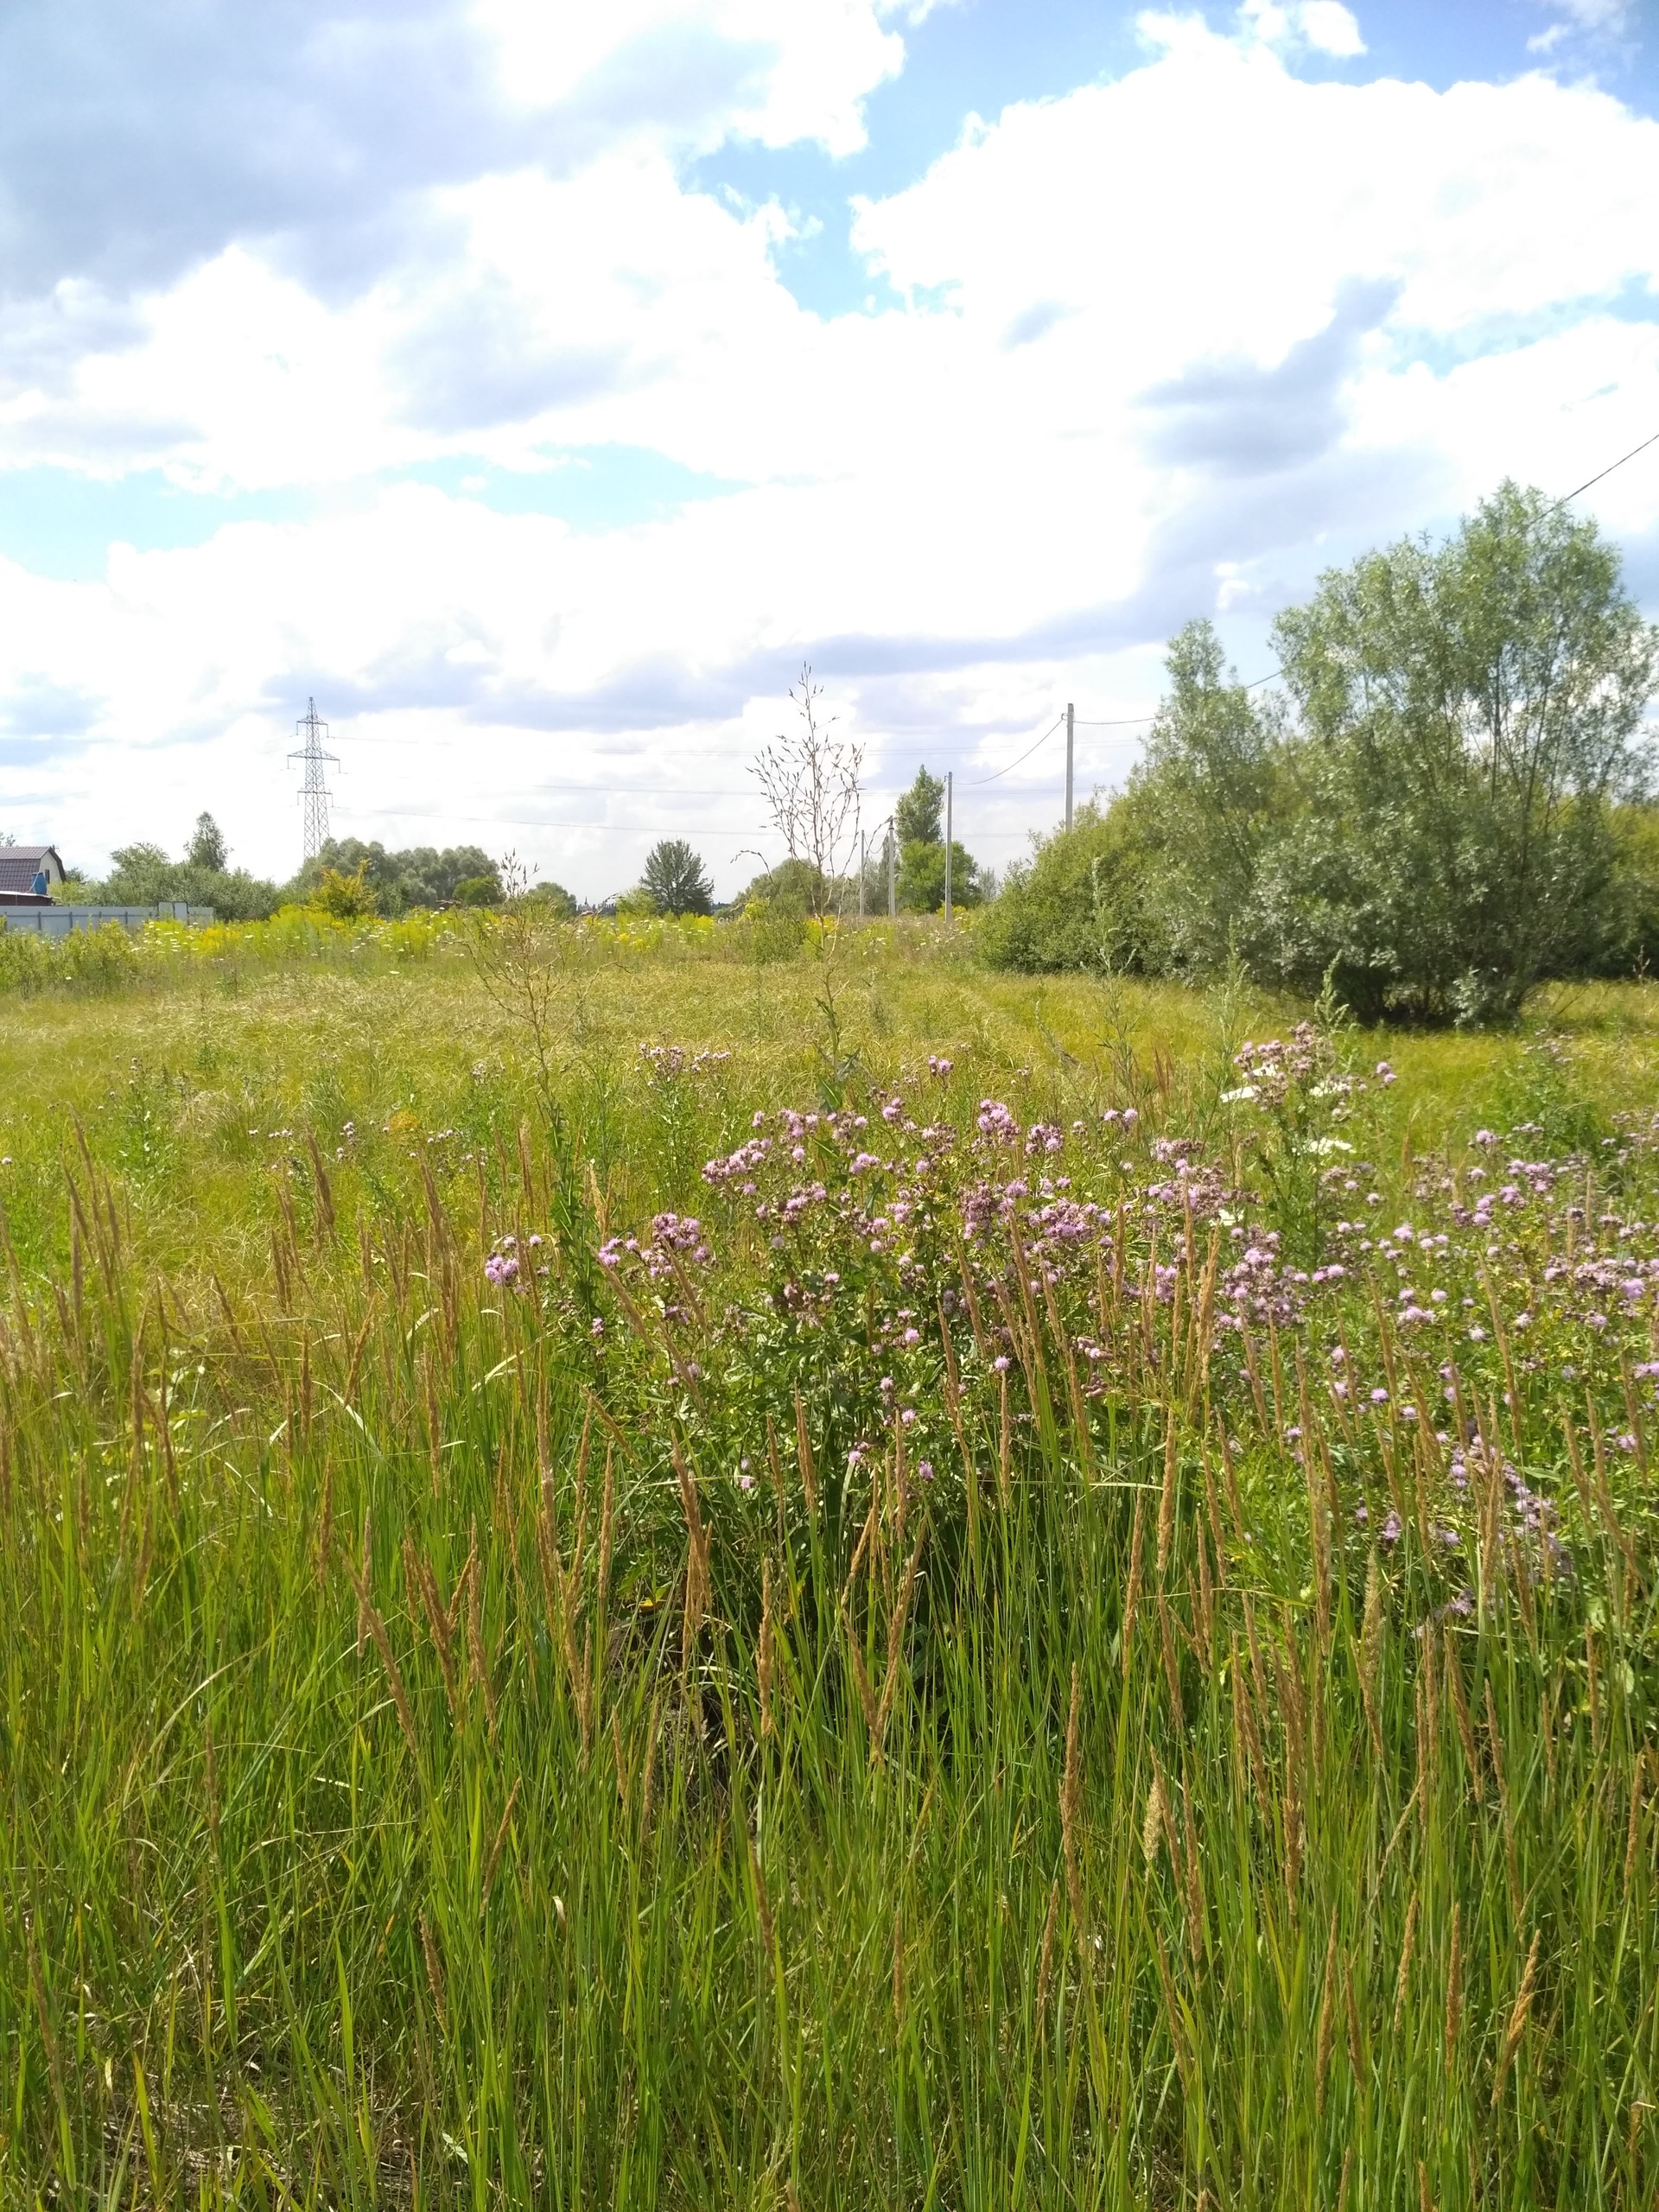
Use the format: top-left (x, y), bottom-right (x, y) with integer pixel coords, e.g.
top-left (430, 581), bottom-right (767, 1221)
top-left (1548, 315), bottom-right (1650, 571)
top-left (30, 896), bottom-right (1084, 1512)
top-left (0, 844), bottom-right (65, 903)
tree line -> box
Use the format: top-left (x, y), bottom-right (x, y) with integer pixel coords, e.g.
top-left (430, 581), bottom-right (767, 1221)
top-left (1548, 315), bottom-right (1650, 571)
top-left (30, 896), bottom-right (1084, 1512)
top-left (60, 832), bottom-right (562, 923)
top-left (982, 482), bottom-right (1659, 1021)
top-left (48, 480), bottom-right (1659, 1023)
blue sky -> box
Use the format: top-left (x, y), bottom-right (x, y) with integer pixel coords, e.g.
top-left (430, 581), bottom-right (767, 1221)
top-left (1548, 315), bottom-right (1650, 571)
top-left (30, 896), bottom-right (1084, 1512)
top-left (2, 0), bottom-right (1656, 893)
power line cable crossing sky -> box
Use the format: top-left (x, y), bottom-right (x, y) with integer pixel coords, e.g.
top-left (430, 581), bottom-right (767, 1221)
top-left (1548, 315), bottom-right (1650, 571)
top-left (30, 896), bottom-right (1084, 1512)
top-left (0, 0), bottom-right (1656, 895)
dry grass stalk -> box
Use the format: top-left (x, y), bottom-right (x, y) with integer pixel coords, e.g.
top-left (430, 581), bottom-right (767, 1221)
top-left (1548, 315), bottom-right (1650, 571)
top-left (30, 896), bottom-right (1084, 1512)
top-left (1060, 1663), bottom-right (1087, 1947)
top-left (998, 1371), bottom-right (1012, 1508)
top-left (1230, 1636), bottom-right (1265, 1791)
top-left (419, 1914), bottom-right (446, 2026)
top-left (304, 1128), bottom-right (336, 1243)
top-left (874, 1518), bottom-right (926, 1745)
top-left (482, 1776), bottom-right (521, 1911)
top-left (843, 1611), bottom-right (880, 1753)
top-left (1393, 1894), bottom-right (1420, 2032)
top-left (1157, 1414), bottom-right (1178, 1579)
top-left (792, 1386), bottom-right (818, 1516)
top-left (1194, 1521), bottom-right (1214, 1670)
top-left (1344, 1955), bottom-right (1364, 2087)
top-left (1443, 1635), bottom-right (1481, 1800)
top-left (466, 1544), bottom-right (497, 1737)
top-left (355, 1576), bottom-right (419, 1762)
top-left (1179, 1769), bottom-right (1205, 1959)
top-left (751, 1838), bottom-right (775, 1968)
top-left (1150, 1924), bottom-right (1191, 2088)
top-left (759, 1557), bottom-right (776, 1739)
top-left (1141, 1769), bottom-right (1167, 1868)
top-left (1157, 1595), bottom-right (1185, 1728)
top-left (404, 1536), bottom-right (460, 1717)
top-left (1315, 1912), bottom-right (1339, 2113)
top-left (1122, 1491), bottom-right (1145, 1679)
top-left (1491, 1929), bottom-right (1541, 2108)
top-left (1624, 1749), bottom-right (1646, 1890)
top-left (536, 1485), bottom-right (592, 1755)
top-left (641, 1687), bottom-right (660, 1829)
top-left (1035, 1878), bottom-right (1060, 2028)
top-left (1359, 1548), bottom-right (1384, 1756)
top-left (673, 1443), bottom-right (711, 1661)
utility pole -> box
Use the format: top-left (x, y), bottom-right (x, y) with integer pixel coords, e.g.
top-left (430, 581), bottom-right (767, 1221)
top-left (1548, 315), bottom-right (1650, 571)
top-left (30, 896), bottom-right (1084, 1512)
top-left (887, 817), bottom-right (897, 921)
top-left (1065, 701), bottom-right (1074, 833)
top-left (858, 829), bottom-right (867, 921)
top-left (944, 771), bottom-right (953, 922)
top-left (288, 698), bottom-right (340, 864)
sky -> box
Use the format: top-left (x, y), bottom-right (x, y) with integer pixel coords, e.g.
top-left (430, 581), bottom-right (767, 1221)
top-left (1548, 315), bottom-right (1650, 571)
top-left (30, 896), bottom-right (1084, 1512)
top-left (3, 0), bottom-right (1658, 899)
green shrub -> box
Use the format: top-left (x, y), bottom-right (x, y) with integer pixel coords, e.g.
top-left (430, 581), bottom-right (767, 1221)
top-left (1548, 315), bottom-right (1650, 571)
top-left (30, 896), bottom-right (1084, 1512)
top-left (978, 799), bottom-right (1168, 972)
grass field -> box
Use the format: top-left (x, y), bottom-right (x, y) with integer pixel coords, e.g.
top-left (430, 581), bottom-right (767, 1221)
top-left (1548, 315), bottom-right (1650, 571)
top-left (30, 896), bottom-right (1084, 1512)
top-left (2, 918), bottom-right (1658, 2206)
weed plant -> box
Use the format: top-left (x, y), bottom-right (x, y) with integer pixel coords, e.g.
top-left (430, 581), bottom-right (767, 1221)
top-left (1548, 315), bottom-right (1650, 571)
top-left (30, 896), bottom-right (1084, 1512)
top-left (0, 941), bottom-right (1656, 2204)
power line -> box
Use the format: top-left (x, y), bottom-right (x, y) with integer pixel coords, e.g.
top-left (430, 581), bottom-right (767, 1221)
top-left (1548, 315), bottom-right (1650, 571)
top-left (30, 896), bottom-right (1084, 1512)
top-left (966, 715), bottom-right (1065, 786)
top-left (1065, 426), bottom-right (1659, 734)
top-left (1551, 427), bottom-right (1659, 512)
top-left (277, 419), bottom-right (1659, 850)
top-left (343, 801), bottom-right (1039, 839)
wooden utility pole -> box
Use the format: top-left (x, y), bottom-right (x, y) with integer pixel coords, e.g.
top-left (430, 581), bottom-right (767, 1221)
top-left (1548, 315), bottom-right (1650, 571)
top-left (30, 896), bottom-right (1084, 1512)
top-left (1065, 702), bottom-right (1074, 832)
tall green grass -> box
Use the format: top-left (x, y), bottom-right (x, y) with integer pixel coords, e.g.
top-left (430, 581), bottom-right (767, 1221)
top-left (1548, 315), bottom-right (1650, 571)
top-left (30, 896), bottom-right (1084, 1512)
top-left (0, 944), bottom-right (1655, 2203)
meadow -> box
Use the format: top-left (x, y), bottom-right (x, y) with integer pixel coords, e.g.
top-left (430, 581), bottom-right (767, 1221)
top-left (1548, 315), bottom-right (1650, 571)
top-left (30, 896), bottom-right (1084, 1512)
top-left (2, 913), bottom-right (1658, 2206)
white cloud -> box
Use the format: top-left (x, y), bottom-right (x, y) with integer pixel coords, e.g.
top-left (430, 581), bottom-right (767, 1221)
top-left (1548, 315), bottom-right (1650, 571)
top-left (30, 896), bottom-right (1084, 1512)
top-left (1298, 3), bottom-right (1364, 57)
top-left (3, 19), bottom-right (1659, 892)
top-left (475, 0), bottom-right (904, 155)
top-left (1230, 0), bottom-right (1365, 59)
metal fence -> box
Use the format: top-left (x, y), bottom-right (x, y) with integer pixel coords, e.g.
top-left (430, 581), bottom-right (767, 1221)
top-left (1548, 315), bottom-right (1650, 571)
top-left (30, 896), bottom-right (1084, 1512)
top-left (0, 903), bottom-right (214, 938)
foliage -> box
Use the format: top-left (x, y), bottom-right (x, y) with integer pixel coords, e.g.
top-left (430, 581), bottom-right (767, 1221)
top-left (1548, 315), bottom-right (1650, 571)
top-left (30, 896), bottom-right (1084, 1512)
top-left (984, 486), bottom-right (1659, 1023)
top-left (89, 833), bottom-right (283, 921)
top-left (295, 836), bottom-right (502, 914)
top-left (641, 836), bottom-right (715, 917)
top-left (978, 799), bottom-right (1168, 972)
top-left (739, 855), bottom-right (824, 917)
top-left (309, 861), bottom-right (379, 918)
top-left (452, 874), bottom-right (501, 907)
top-left (516, 879), bottom-right (578, 920)
top-left (0, 955), bottom-right (1657, 2202)
top-left (188, 810), bottom-right (229, 870)
top-left (894, 764), bottom-right (944, 846)
top-left (897, 836), bottom-right (983, 912)
top-left (1267, 480), bottom-right (1657, 1021)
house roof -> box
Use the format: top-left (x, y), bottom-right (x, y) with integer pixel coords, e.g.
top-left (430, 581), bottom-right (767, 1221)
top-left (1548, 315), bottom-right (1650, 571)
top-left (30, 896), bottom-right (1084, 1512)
top-left (0, 846), bottom-right (63, 893)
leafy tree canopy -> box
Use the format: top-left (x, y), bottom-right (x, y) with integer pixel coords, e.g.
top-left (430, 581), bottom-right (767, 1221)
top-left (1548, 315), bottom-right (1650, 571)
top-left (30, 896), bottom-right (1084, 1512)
top-left (898, 838), bottom-right (985, 913)
top-left (894, 766), bottom-right (944, 848)
top-left (294, 839), bottom-right (501, 914)
top-left (641, 838), bottom-right (714, 916)
top-left (188, 812), bottom-right (229, 871)
top-left (983, 484), bottom-right (1659, 1023)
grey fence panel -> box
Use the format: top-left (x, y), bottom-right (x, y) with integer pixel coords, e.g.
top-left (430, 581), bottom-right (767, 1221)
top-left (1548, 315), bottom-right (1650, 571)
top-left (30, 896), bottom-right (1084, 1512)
top-left (0, 905), bottom-right (215, 937)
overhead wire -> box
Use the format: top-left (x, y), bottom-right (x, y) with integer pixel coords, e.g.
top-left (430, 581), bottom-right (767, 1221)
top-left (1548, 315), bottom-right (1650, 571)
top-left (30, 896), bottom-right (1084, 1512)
top-left (964, 715), bottom-right (1065, 786)
top-left (324, 420), bottom-right (1659, 841)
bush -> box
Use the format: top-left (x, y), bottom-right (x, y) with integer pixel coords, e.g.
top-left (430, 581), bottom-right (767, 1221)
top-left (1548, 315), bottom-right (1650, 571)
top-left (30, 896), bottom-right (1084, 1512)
top-left (981, 486), bottom-right (1659, 1021)
top-left (310, 865), bottom-right (378, 920)
top-left (978, 800), bottom-right (1169, 973)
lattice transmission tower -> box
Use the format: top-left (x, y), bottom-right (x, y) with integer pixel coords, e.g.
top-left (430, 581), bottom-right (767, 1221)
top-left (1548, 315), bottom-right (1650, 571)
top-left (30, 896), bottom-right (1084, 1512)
top-left (287, 698), bottom-right (340, 862)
